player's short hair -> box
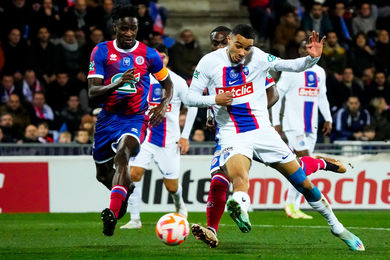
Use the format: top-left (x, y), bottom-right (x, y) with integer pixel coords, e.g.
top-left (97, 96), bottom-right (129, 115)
top-left (153, 44), bottom-right (168, 55)
top-left (231, 24), bottom-right (256, 40)
top-left (111, 5), bottom-right (138, 23)
top-left (211, 26), bottom-right (231, 34)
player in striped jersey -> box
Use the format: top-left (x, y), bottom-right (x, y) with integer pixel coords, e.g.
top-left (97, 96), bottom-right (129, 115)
top-left (87, 6), bottom-right (173, 236)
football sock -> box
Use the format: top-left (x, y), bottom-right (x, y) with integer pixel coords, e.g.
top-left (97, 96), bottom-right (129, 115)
top-left (300, 156), bottom-right (326, 176)
top-left (171, 184), bottom-right (183, 207)
top-left (286, 185), bottom-right (302, 209)
top-left (308, 194), bottom-right (345, 234)
top-left (129, 181), bottom-right (141, 221)
top-left (207, 173), bottom-right (230, 233)
top-left (232, 191), bottom-right (250, 212)
top-left (110, 185), bottom-right (128, 218)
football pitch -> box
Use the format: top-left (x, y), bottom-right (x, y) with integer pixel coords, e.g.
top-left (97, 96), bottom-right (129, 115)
top-left (1, 211), bottom-right (389, 259)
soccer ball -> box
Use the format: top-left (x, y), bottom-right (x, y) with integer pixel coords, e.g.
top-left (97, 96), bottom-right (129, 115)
top-left (155, 213), bottom-right (189, 246)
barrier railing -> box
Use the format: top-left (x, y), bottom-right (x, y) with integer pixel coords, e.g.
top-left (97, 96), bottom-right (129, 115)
top-left (0, 141), bottom-right (389, 156)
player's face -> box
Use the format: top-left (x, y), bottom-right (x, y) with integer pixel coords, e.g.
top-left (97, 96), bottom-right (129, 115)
top-left (114, 17), bottom-right (138, 49)
top-left (160, 52), bottom-right (169, 67)
top-left (210, 31), bottom-right (229, 51)
top-left (227, 34), bottom-right (253, 64)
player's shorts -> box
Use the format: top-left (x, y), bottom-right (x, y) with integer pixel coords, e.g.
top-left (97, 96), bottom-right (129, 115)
top-left (93, 109), bottom-right (148, 163)
top-left (219, 126), bottom-right (295, 167)
top-left (130, 141), bottom-right (180, 179)
top-left (284, 130), bottom-right (317, 153)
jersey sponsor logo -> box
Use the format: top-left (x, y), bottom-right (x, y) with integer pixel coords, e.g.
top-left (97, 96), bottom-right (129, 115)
top-left (89, 61), bottom-right (95, 72)
top-left (149, 102), bottom-right (172, 112)
top-left (123, 57), bottom-right (131, 66)
top-left (135, 56), bottom-right (145, 65)
top-left (193, 69), bottom-right (200, 79)
top-left (267, 54), bottom-right (276, 62)
top-left (243, 66), bottom-right (249, 75)
top-left (109, 54), bottom-right (118, 61)
top-left (298, 87), bottom-right (320, 97)
top-left (216, 82), bottom-right (254, 98)
top-left (112, 72), bottom-right (140, 93)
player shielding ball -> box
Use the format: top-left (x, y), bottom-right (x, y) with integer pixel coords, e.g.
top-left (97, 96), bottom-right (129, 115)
top-left (87, 5), bottom-right (173, 236)
top-left (187, 24), bottom-right (364, 251)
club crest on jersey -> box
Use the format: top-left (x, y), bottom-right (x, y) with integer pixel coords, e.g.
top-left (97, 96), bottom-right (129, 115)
top-left (135, 56), bottom-right (145, 65)
top-left (154, 87), bottom-right (161, 97)
top-left (112, 72), bottom-right (140, 94)
top-left (123, 57), bottom-right (131, 66)
top-left (243, 66), bottom-right (249, 75)
top-left (229, 70), bottom-right (239, 79)
top-left (109, 54), bottom-right (118, 61)
top-left (89, 61), bottom-right (95, 72)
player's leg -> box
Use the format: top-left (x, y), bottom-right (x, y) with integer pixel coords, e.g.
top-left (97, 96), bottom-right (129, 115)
top-left (163, 178), bottom-right (187, 217)
top-left (120, 166), bottom-right (144, 229)
top-left (95, 160), bottom-right (115, 190)
top-left (273, 160), bottom-right (364, 251)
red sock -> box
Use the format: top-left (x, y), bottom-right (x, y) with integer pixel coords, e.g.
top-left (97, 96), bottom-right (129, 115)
top-left (300, 156), bottom-right (325, 176)
top-left (109, 185), bottom-right (128, 218)
top-left (207, 172), bottom-right (230, 234)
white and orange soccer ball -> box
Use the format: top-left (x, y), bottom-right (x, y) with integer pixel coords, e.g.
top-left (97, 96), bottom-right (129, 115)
top-left (155, 213), bottom-right (189, 246)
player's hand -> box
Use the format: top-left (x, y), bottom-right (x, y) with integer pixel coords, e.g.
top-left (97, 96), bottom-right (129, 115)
top-left (206, 108), bottom-right (216, 131)
top-left (306, 31), bottom-right (325, 58)
top-left (215, 91), bottom-right (233, 106)
top-left (274, 125), bottom-right (283, 137)
top-left (322, 121), bottom-right (332, 136)
top-left (149, 102), bottom-right (168, 127)
top-left (117, 68), bottom-right (137, 87)
top-left (177, 137), bottom-right (190, 155)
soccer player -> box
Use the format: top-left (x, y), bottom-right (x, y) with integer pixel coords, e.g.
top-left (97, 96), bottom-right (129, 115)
top-left (120, 44), bottom-right (197, 229)
top-left (87, 5), bottom-right (173, 236)
top-left (192, 26), bottom-right (347, 248)
top-left (272, 40), bottom-right (345, 219)
top-left (187, 24), bottom-right (364, 251)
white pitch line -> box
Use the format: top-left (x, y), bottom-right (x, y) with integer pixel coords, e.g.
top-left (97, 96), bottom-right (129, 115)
top-left (217, 223), bottom-right (390, 231)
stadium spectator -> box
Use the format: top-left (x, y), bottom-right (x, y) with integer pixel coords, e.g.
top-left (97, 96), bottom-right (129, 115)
top-left (369, 97), bottom-right (390, 141)
top-left (348, 32), bottom-right (375, 77)
top-left (58, 29), bottom-right (88, 77)
top-left (74, 129), bottom-right (91, 144)
top-left (285, 29), bottom-right (306, 59)
top-left (1, 0), bottom-right (31, 40)
top-left (28, 27), bottom-right (61, 84)
top-left (0, 41), bottom-right (4, 73)
top-left (22, 69), bottom-right (43, 102)
top-left (3, 28), bottom-right (28, 80)
top-left (169, 29), bottom-right (202, 80)
top-left (329, 1), bottom-right (353, 47)
top-left (374, 29), bottom-right (390, 74)
top-left (352, 2), bottom-right (377, 36)
top-left (30, 0), bottom-right (62, 39)
top-left (135, 1), bottom-right (154, 43)
top-left (0, 94), bottom-right (31, 133)
top-left (273, 11), bottom-right (299, 58)
top-left (0, 74), bottom-right (24, 104)
top-left (60, 95), bottom-right (85, 136)
top-left (46, 72), bottom-right (81, 112)
top-left (61, 0), bottom-right (99, 33)
top-left (57, 131), bottom-right (72, 143)
top-left (333, 96), bottom-right (371, 141)
top-left (80, 114), bottom-right (94, 142)
top-left (37, 122), bottom-right (54, 143)
top-left (319, 31), bottom-right (347, 81)
top-left (30, 91), bottom-right (55, 126)
top-left (367, 71), bottom-right (390, 104)
top-left (246, 0), bottom-right (276, 44)
top-left (191, 129), bottom-right (205, 142)
top-left (301, 2), bottom-right (333, 38)
top-left (86, 28), bottom-right (104, 55)
top-left (0, 112), bottom-right (21, 142)
top-left (149, 31), bottom-right (164, 46)
top-left (101, 0), bottom-right (115, 39)
top-left (333, 67), bottom-right (365, 110)
top-left (21, 124), bottom-right (40, 143)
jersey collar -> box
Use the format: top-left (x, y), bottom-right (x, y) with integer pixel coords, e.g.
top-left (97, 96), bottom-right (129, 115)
top-left (113, 39), bottom-right (139, 53)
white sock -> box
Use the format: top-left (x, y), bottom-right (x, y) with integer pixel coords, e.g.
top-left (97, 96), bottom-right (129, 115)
top-left (308, 195), bottom-right (345, 234)
top-left (286, 185), bottom-right (302, 210)
top-left (171, 184), bottom-right (183, 209)
top-left (129, 181), bottom-right (141, 221)
top-left (232, 191), bottom-right (251, 212)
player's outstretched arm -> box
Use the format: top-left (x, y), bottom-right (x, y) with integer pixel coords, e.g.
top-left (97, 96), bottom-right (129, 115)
top-left (149, 75), bottom-right (173, 126)
top-left (266, 85), bottom-right (279, 109)
top-left (306, 31), bottom-right (326, 58)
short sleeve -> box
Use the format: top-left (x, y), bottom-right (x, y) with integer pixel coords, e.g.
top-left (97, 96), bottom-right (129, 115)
top-left (87, 44), bottom-right (106, 79)
top-left (264, 73), bottom-right (275, 89)
top-left (148, 48), bottom-right (168, 81)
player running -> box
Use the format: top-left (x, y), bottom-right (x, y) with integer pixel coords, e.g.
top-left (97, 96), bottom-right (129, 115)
top-left (87, 6), bottom-right (173, 236)
top-left (272, 40), bottom-right (344, 219)
top-left (187, 24), bottom-right (364, 251)
top-left (120, 44), bottom-right (197, 229)
top-left (191, 26), bottom-right (349, 248)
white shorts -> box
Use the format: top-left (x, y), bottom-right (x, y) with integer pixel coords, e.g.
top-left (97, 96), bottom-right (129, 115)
top-left (219, 127), bottom-right (296, 166)
top-left (130, 141), bottom-right (180, 179)
top-left (284, 130), bottom-right (317, 153)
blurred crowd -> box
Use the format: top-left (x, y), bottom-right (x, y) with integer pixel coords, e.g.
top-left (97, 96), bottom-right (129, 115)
top-left (0, 0), bottom-right (389, 145)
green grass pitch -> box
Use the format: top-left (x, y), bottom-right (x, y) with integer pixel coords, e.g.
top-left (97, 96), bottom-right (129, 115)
top-left (1, 211), bottom-right (389, 259)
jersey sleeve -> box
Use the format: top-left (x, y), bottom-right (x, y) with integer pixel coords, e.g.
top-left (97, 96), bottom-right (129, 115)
top-left (187, 55), bottom-right (216, 107)
top-left (264, 73), bottom-right (275, 89)
top-left (148, 48), bottom-right (169, 81)
top-left (317, 68), bottom-right (332, 123)
top-left (271, 72), bottom-right (290, 126)
top-left (88, 45), bottom-right (106, 79)
top-left (261, 50), bottom-right (320, 73)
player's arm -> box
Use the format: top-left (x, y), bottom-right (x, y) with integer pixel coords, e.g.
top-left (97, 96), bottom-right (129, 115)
top-left (264, 74), bottom-right (279, 109)
top-left (267, 31), bottom-right (325, 73)
top-left (179, 106), bottom-right (198, 154)
top-left (318, 70), bottom-right (333, 136)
